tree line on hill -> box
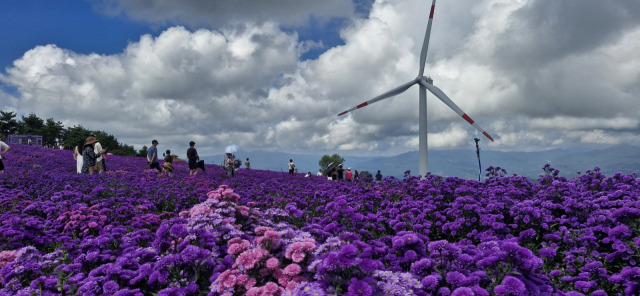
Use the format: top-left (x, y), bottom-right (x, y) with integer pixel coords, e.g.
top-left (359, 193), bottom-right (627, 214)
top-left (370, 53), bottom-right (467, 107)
top-left (0, 110), bottom-right (145, 157)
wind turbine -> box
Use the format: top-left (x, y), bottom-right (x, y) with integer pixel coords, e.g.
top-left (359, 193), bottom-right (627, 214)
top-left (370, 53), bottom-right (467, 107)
top-left (338, 0), bottom-right (495, 177)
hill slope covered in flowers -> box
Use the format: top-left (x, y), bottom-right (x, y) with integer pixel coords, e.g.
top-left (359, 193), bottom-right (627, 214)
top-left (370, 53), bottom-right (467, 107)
top-left (0, 145), bottom-right (639, 295)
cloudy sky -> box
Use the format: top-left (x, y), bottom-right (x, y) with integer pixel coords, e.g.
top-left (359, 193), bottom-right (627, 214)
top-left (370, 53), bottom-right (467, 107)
top-left (1, 0), bottom-right (639, 157)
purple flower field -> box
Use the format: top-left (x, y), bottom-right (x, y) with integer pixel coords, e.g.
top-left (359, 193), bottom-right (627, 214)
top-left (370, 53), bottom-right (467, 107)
top-left (1, 145), bottom-right (639, 296)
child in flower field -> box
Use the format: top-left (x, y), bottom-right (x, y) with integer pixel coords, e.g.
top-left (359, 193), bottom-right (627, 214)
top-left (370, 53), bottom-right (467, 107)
top-left (162, 149), bottom-right (174, 176)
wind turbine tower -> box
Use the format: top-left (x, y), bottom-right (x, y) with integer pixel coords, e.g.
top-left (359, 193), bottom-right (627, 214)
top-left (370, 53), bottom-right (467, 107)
top-left (338, 0), bottom-right (495, 177)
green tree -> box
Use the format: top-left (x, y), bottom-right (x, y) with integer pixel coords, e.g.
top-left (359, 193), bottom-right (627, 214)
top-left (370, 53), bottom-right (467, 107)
top-left (318, 154), bottom-right (345, 174)
top-left (62, 125), bottom-right (90, 150)
top-left (91, 131), bottom-right (120, 152)
top-left (42, 118), bottom-right (64, 147)
top-left (137, 146), bottom-right (148, 157)
top-left (19, 113), bottom-right (44, 135)
top-left (110, 144), bottom-right (137, 157)
top-left (0, 110), bottom-right (19, 136)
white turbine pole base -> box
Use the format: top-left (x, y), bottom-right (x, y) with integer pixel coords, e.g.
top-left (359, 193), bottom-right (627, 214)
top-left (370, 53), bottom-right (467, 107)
top-left (419, 84), bottom-right (428, 177)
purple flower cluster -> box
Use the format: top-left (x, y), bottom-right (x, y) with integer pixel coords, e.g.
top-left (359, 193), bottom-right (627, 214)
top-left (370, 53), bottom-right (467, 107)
top-left (0, 145), bottom-right (639, 295)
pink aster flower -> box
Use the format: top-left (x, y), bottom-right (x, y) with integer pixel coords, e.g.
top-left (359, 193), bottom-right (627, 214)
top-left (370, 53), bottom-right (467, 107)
top-left (87, 221), bottom-right (99, 229)
top-left (291, 251), bottom-right (306, 263)
top-left (244, 278), bottom-right (257, 290)
top-left (266, 257), bottom-right (280, 269)
top-left (0, 250), bottom-right (18, 269)
top-left (236, 248), bottom-right (268, 269)
top-left (246, 287), bottom-right (260, 296)
top-left (216, 270), bottom-right (239, 292)
top-left (236, 274), bottom-right (249, 285)
top-left (264, 282), bottom-right (282, 295)
top-left (236, 206), bottom-right (250, 216)
top-left (227, 239), bottom-right (251, 255)
top-left (189, 204), bottom-right (212, 217)
top-left (283, 264), bottom-right (302, 276)
top-left (264, 230), bottom-right (280, 239)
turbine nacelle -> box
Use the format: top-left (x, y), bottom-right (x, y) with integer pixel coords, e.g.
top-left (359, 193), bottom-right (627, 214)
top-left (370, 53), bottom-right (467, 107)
top-left (416, 76), bottom-right (433, 84)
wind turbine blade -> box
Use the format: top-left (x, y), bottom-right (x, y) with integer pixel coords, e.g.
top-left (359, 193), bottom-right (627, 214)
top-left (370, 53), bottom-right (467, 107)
top-left (338, 80), bottom-right (417, 116)
top-left (418, 79), bottom-right (495, 142)
top-left (419, 0), bottom-right (436, 76)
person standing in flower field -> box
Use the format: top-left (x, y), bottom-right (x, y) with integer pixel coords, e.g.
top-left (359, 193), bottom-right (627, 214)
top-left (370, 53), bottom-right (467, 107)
top-left (147, 139), bottom-right (162, 172)
top-left (81, 136), bottom-right (101, 174)
top-left (345, 167), bottom-right (353, 181)
top-left (288, 159), bottom-right (295, 175)
top-left (73, 139), bottom-right (84, 174)
top-left (245, 157), bottom-right (251, 169)
top-left (90, 134), bottom-right (106, 173)
top-left (187, 141), bottom-right (199, 175)
top-left (162, 149), bottom-right (174, 176)
top-left (0, 135), bottom-right (11, 173)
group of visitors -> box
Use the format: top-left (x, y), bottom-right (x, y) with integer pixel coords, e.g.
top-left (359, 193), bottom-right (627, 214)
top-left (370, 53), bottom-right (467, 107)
top-left (148, 140), bottom-right (251, 177)
top-left (73, 134), bottom-right (107, 174)
top-left (328, 164), bottom-right (357, 181)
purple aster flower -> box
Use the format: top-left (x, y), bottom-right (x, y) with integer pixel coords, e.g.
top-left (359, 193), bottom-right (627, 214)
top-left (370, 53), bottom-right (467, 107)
top-left (538, 247), bottom-right (556, 260)
top-left (451, 286), bottom-right (475, 296)
top-left (411, 258), bottom-right (435, 276)
top-left (494, 276), bottom-right (526, 296)
top-left (438, 286), bottom-right (452, 296)
top-left (337, 244), bottom-right (358, 267)
top-left (169, 224), bottom-right (188, 238)
top-left (359, 258), bottom-right (382, 273)
top-left (574, 280), bottom-right (597, 292)
top-left (445, 271), bottom-right (467, 287)
top-left (580, 261), bottom-right (603, 273)
top-left (427, 240), bottom-right (448, 252)
top-left (288, 282), bottom-right (328, 296)
top-left (609, 225), bottom-right (632, 239)
top-left (421, 275), bottom-right (440, 290)
top-left (470, 285), bottom-right (489, 296)
top-left (346, 279), bottom-right (374, 296)
top-left (403, 250), bottom-right (418, 262)
top-left (103, 280), bottom-right (119, 294)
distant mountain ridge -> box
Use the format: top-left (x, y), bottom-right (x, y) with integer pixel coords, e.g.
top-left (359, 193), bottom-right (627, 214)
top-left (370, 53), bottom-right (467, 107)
top-left (202, 144), bottom-right (640, 180)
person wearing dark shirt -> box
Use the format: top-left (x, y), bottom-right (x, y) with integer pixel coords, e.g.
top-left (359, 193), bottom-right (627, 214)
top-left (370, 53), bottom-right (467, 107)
top-left (375, 170), bottom-right (383, 182)
top-left (187, 141), bottom-right (199, 175)
top-left (147, 140), bottom-right (161, 172)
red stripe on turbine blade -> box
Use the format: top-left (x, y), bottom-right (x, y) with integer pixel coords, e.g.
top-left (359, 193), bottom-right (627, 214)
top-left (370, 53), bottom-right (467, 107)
top-left (483, 132), bottom-right (494, 142)
top-left (429, 5), bottom-right (435, 18)
top-left (338, 111), bottom-right (348, 116)
top-left (357, 102), bottom-right (369, 109)
top-left (462, 114), bottom-right (474, 124)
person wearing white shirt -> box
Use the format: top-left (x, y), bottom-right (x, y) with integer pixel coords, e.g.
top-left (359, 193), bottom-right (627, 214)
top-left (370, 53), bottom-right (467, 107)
top-left (0, 139), bottom-right (10, 173)
top-left (90, 134), bottom-right (106, 173)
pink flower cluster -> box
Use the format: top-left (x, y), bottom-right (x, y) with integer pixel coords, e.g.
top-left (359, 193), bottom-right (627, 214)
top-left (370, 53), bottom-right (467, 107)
top-left (216, 269), bottom-right (258, 294)
top-left (186, 203), bottom-right (213, 218)
top-left (0, 250), bottom-right (18, 269)
top-left (285, 238), bottom-right (316, 263)
top-left (254, 228), bottom-right (281, 251)
top-left (207, 185), bottom-right (240, 203)
top-left (56, 204), bottom-right (107, 236)
top-left (214, 226), bottom-right (318, 295)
